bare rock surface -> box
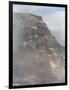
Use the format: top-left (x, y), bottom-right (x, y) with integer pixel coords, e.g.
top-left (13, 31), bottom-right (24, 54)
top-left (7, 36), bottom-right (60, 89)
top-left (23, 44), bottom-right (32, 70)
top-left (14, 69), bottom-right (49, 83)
top-left (13, 13), bottom-right (65, 86)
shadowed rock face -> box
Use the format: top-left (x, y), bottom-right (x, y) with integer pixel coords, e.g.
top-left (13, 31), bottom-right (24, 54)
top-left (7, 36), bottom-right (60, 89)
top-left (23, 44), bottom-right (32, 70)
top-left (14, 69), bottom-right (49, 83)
top-left (13, 13), bottom-right (65, 86)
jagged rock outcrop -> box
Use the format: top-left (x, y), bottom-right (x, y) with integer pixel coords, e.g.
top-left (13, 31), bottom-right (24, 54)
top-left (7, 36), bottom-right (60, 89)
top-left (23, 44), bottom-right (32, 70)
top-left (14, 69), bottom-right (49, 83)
top-left (13, 13), bottom-right (65, 86)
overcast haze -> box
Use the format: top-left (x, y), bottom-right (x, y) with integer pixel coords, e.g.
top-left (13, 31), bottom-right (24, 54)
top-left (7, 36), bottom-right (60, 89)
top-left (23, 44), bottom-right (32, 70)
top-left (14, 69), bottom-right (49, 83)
top-left (13, 5), bottom-right (65, 46)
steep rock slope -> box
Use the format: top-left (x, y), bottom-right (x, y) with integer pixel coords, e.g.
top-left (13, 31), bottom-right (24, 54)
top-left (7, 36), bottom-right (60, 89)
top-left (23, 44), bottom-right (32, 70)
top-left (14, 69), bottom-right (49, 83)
top-left (13, 13), bottom-right (65, 85)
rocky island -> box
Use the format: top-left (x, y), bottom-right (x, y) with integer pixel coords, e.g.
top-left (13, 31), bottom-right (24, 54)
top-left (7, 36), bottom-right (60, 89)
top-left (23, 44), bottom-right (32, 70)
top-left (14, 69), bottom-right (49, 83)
top-left (13, 13), bottom-right (65, 85)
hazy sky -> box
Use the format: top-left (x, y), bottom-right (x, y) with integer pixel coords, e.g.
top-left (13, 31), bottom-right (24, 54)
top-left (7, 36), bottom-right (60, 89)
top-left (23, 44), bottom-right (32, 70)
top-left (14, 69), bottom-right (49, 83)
top-left (13, 4), bottom-right (65, 46)
top-left (13, 4), bottom-right (64, 15)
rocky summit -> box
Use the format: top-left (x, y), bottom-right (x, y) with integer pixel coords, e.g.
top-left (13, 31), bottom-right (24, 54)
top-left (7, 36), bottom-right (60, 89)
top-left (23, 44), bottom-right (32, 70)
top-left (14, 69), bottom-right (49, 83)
top-left (13, 13), bottom-right (65, 86)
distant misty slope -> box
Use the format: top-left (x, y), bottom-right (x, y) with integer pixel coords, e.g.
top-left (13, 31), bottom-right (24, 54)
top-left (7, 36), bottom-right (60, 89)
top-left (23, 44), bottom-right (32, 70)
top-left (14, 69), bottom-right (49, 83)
top-left (43, 11), bottom-right (65, 46)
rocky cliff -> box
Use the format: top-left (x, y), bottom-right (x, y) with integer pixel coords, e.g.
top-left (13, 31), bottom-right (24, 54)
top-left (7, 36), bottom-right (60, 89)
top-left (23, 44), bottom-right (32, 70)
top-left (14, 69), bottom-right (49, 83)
top-left (13, 13), bottom-right (65, 85)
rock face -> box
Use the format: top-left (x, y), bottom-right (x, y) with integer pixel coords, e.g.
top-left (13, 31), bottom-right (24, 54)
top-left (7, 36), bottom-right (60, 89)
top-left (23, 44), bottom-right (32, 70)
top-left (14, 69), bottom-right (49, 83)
top-left (13, 13), bottom-right (65, 86)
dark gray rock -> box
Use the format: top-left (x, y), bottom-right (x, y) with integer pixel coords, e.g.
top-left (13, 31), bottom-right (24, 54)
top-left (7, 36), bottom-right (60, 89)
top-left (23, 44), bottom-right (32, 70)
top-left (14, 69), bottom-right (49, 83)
top-left (13, 13), bottom-right (65, 86)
